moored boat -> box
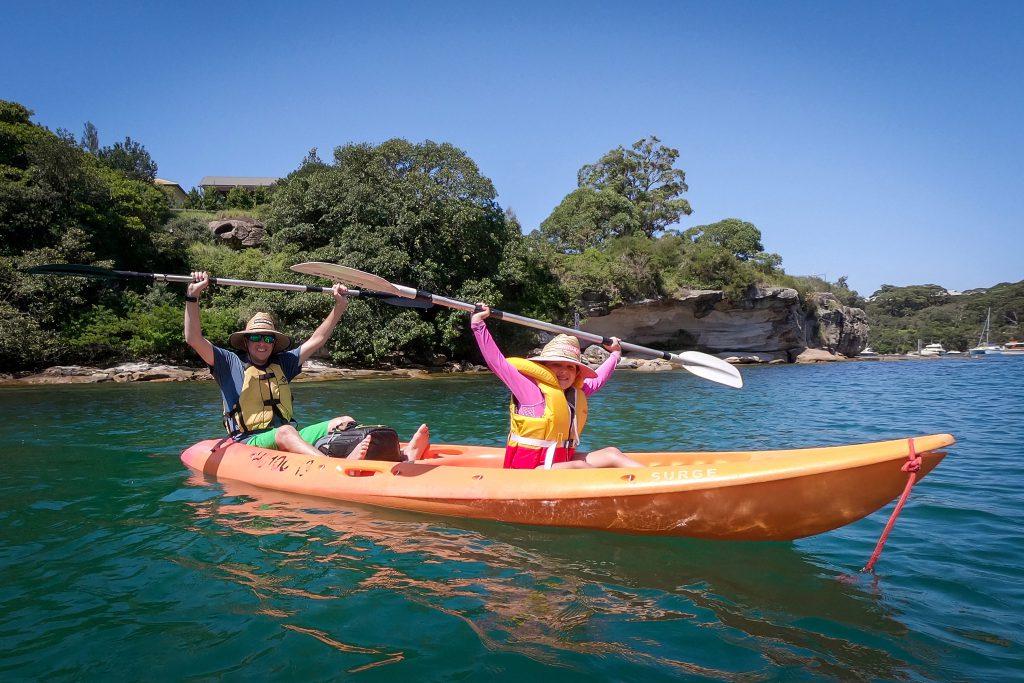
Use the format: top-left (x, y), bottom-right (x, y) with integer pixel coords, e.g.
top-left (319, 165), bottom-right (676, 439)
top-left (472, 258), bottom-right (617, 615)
top-left (181, 433), bottom-right (955, 541)
top-left (920, 343), bottom-right (947, 357)
top-left (970, 344), bottom-right (1003, 355)
top-left (970, 308), bottom-right (1002, 355)
top-left (1002, 340), bottom-right (1024, 355)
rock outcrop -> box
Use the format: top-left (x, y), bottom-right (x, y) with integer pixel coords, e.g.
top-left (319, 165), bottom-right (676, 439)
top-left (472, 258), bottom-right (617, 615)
top-left (207, 217), bottom-right (267, 249)
top-left (579, 287), bottom-right (868, 363)
top-left (807, 292), bottom-right (869, 358)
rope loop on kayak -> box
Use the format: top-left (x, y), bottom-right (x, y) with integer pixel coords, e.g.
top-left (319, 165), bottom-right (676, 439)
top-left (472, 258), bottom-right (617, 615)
top-left (862, 438), bottom-right (920, 573)
top-left (902, 448), bottom-right (922, 473)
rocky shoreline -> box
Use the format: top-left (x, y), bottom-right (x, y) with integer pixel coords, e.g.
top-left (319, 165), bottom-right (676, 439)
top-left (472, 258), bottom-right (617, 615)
top-left (0, 360), bottom-right (458, 386)
top-left (0, 350), bottom-right (957, 387)
top-left (0, 357), bottom-right (672, 386)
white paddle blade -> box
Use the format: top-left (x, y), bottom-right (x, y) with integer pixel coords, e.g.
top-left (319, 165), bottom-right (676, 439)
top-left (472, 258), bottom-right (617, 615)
top-left (291, 263), bottom-right (404, 297)
top-left (673, 351), bottom-right (744, 388)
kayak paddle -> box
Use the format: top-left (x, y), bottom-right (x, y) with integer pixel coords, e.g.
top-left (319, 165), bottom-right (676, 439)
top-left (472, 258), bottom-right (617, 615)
top-left (23, 264), bottom-right (431, 308)
top-left (290, 262), bottom-right (744, 388)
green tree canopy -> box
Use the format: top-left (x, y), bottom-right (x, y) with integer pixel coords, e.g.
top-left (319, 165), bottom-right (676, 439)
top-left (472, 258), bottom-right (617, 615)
top-left (683, 218), bottom-right (763, 260)
top-left (869, 284), bottom-right (950, 317)
top-left (0, 100), bottom-right (170, 369)
top-left (270, 138), bottom-right (515, 293)
top-left (96, 136), bottom-right (158, 182)
top-left (577, 135), bottom-right (691, 236)
top-left (267, 138), bottom-right (531, 363)
top-left (538, 187), bottom-right (640, 254)
top-left (682, 218), bottom-right (783, 275)
top-left (863, 281), bottom-right (1024, 353)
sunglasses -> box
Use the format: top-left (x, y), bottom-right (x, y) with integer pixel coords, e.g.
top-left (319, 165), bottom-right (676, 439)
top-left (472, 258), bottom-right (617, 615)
top-left (247, 334), bottom-right (276, 344)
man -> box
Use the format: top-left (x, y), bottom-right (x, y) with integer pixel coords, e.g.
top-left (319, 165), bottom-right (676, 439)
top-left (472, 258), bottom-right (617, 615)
top-left (184, 271), bottom-right (428, 459)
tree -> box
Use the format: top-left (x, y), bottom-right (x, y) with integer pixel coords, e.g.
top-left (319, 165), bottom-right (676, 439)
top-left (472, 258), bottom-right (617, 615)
top-left (538, 187), bottom-right (641, 253)
top-left (302, 147), bottom-right (323, 167)
top-left (268, 138), bottom-right (528, 363)
top-left (0, 100), bottom-right (173, 370)
top-left (80, 121), bottom-right (99, 154)
top-left (678, 241), bottom-right (760, 301)
top-left (683, 218), bottom-right (763, 260)
top-left (682, 218), bottom-right (782, 274)
top-left (97, 136), bottom-right (158, 181)
top-left (869, 284), bottom-right (950, 317)
top-left (225, 186), bottom-right (255, 209)
top-left (577, 135), bottom-right (691, 236)
top-left (185, 187), bottom-right (203, 208)
top-left (201, 186), bottom-right (225, 210)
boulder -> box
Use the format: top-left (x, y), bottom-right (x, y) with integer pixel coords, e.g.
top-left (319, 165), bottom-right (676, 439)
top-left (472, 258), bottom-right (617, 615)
top-left (207, 217), bottom-right (268, 249)
top-left (794, 348), bottom-right (844, 363)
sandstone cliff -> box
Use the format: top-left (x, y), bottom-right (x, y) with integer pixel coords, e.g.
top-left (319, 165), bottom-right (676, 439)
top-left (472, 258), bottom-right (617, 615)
top-left (579, 287), bottom-right (868, 363)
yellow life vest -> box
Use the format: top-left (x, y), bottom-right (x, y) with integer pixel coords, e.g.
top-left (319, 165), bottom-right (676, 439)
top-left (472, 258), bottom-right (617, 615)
top-left (223, 361), bottom-right (295, 436)
top-left (505, 357), bottom-right (588, 468)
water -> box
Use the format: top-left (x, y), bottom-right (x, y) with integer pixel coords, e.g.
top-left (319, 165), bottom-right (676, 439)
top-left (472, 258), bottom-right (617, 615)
top-left (1, 358), bottom-right (1022, 681)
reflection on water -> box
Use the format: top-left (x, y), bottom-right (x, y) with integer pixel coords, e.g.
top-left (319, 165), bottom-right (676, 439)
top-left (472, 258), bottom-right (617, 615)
top-left (183, 474), bottom-right (916, 680)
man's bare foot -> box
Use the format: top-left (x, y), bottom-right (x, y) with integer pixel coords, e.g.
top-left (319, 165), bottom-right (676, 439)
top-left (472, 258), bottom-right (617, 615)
top-left (346, 435), bottom-right (371, 460)
top-left (403, 424), bottom-right (430, 461)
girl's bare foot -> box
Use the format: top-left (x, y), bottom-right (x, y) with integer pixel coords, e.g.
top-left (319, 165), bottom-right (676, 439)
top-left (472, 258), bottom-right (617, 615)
top-left (403, 424), bottom-right (430, 461)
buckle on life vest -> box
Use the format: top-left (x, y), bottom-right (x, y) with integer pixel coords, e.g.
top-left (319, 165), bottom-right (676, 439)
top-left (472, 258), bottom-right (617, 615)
top-left (507, 435), bottom-right (575, 469)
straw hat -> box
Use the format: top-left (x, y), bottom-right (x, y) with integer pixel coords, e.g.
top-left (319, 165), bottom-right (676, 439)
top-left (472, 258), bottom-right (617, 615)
top-left (228, 312), bottom-right (292, 353)
top-left (528, 334), bottom-right (597, 379)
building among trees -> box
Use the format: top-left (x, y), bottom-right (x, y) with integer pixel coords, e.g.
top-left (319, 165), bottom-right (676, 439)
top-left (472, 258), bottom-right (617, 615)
top-left (154, 178), bottom-right (187, 208)
top-left (198, 176), bottom-right (278, 198)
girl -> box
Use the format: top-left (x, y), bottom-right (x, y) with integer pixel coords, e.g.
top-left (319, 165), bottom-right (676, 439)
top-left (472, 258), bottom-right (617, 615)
top-left (471, 304), bottom-right (643, 469)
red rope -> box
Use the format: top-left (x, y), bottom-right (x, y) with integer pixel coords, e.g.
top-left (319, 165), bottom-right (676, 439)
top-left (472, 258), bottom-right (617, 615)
top-left (862, 438), bottom-right (922, 573)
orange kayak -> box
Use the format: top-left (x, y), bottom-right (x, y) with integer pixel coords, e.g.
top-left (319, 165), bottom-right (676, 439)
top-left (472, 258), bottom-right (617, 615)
top-left (180, 433), bottom-right (954, 540)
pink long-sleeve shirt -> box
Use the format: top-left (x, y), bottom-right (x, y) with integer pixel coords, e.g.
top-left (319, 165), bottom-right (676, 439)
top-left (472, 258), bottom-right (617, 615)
top-left (471, 321), bottom-right (620, 417)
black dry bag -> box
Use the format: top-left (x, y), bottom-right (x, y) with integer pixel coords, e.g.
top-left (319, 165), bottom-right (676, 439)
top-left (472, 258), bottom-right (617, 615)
top-left (314, 422), bottom-right (404, 462)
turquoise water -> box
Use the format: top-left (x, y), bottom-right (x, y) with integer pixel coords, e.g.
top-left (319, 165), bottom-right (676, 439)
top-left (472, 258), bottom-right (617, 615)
top-left (1, 358), bottom-right (1022, 681)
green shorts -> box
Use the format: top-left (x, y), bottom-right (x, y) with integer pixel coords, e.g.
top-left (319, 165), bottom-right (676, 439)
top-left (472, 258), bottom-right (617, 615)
top-left (245, 420), bottom-right (331, 450)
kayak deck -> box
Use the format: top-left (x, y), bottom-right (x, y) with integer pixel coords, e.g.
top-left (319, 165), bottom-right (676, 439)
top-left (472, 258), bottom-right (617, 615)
top-left (181, 433), bottom-right (954, 540)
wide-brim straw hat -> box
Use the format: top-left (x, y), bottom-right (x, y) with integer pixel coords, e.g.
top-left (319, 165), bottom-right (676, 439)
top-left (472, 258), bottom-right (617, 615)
top-left (228, 312), bottom-right (292, 353)
top-left (528, 334), bottom-right (597, 379)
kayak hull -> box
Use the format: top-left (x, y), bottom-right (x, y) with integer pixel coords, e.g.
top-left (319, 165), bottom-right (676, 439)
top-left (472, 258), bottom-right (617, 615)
top-left (180, 434), bottom-right (954, 540)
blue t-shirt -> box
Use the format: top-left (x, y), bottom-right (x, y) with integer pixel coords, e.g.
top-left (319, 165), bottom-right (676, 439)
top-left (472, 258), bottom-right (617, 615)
top-left (210, 345), bottom-right (303, 435)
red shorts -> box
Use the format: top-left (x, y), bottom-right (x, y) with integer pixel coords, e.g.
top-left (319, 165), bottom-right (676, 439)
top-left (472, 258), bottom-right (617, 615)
top-left (503, 444), bottom-right (575, 469)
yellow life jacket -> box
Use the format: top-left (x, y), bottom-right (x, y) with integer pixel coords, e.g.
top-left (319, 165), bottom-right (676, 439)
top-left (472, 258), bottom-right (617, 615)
top-left (505, 357), bottom-right (588, 468)
top-left (223, 361), bottom-right (294, 436)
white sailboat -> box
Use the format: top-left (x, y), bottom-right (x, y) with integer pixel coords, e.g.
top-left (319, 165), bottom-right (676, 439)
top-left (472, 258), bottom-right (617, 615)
top-left (970, 308), bottom-right (1002, 355)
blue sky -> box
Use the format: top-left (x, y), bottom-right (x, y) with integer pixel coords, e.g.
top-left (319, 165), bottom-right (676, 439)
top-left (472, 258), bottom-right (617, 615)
top-left (4, 1), bottom-right (1021, 297)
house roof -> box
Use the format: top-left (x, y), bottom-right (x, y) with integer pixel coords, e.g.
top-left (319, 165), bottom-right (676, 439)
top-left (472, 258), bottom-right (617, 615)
top-left (154, 178), bottom-right (184, 189)
top-left (198, 176), bottom-right (279, 188)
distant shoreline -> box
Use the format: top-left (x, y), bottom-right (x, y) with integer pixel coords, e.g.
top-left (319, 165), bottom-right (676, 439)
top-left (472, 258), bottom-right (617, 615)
top-left (0, 352), bottom-right (991, 387)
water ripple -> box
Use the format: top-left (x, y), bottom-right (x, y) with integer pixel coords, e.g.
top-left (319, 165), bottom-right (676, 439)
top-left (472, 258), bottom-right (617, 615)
top-left (1, 359), bottom-right (1023, 681)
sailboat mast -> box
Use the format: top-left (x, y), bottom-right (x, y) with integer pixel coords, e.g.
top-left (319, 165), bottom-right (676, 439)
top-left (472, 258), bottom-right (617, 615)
top-left (978, 308), bottom-right (991, 346)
